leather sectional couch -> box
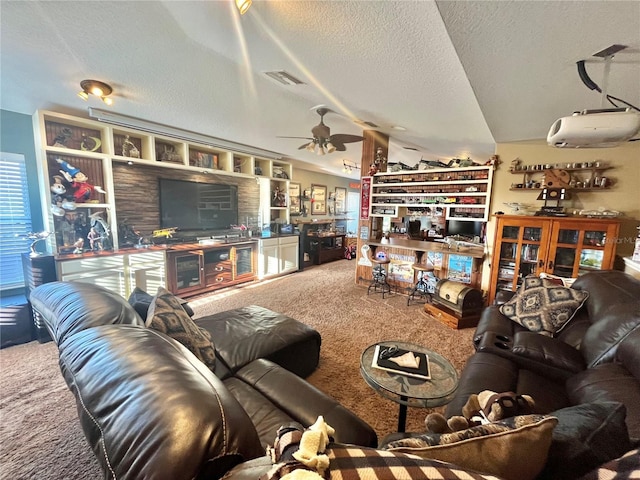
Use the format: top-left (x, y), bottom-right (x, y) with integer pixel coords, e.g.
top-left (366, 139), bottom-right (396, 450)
top-left (30, 271), bottom-right (640, 480)
top-left (29, 281), bottom-right (377, 480)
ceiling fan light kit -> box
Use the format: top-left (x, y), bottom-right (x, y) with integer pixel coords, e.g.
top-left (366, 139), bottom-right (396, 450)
top-left (235, 0), bottom-right (251, 15)
top-left (279, 106), bottom-right (364, 156)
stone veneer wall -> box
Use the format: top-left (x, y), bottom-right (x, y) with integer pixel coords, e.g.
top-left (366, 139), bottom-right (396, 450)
top-left (112, 163), bottom-right (259, 236)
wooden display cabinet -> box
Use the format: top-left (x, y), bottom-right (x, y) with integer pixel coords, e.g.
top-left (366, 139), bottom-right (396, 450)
top-left (166, 243), bottom-right (256, 298)
top-left (488, 215), bottom-right (620, 303)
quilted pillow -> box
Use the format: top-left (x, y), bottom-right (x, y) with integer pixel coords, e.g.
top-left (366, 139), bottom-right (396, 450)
top-left (383, 415), bottom-right (558, 480)
top-left (499, 276), bottom-right (588, 336)
top-left (129, 286), bottom-right (195, 319)
top-left (146, 287), bottom-right (216, 370)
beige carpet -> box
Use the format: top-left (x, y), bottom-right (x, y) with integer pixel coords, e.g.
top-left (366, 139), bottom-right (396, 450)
top-left (0, 259), bottom-right (475, 479)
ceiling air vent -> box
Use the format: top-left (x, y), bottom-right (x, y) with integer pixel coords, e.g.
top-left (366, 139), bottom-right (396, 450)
top-left (354, 119), bottom-right (379, 128)
top-left (264, 70), bottom-right (305, 86)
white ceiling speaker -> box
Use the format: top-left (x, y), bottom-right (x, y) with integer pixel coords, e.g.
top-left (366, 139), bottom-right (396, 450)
top-left (547, 109), bottom-right (640, 148)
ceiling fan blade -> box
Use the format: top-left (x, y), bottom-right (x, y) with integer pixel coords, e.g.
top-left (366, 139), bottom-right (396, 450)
top-left (332, 142), bottom-right (347, 151)
top-left (331, 134), bottom-right (364, 144)
top-left (298, 142), bottom-right (311, 150)
top-left (277, 136), bottom-right (314, 140)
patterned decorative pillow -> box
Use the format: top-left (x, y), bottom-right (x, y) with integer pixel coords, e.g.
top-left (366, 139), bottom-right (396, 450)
top-left (328, 444), bottom-right (504, 480)
top-left (499, 276), bottom-right (589, 336)
top-left (384, 415), bottom-right (558, 480)
top-left (146, 287), bottom-right (216, 370)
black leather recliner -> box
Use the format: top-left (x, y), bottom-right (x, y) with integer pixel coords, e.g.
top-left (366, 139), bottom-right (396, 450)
top-left (444, 271), bottom-right (640, 442)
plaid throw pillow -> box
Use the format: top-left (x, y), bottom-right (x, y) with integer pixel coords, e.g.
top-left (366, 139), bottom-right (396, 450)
top-left (500, 276), bottom-right (588, 336)
top-left (146, 287), bottom-right (216, 370)
top-left (328, 444), bottom-right (504, 480)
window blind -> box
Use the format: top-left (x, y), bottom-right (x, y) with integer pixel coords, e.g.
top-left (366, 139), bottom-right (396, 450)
top-left (0, 153), bottom-right (33, 291)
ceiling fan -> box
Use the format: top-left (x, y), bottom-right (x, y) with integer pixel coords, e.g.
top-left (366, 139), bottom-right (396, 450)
top-left (278, 106), bottom-right (364, 155)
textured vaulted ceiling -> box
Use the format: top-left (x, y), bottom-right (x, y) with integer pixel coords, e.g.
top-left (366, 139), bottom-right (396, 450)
top-left (1, 1), bottom-right (639, 178)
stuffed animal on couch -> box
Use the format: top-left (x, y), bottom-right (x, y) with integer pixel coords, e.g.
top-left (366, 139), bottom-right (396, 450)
top-left (425, 390), bottom-right (535, 434)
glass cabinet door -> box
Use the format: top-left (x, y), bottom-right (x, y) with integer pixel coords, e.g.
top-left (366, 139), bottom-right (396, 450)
top-left (547, 222), bottom-right (611, 278)
top-left (172, 251), bottom-right (204, 293)
top-left (493, 219), bottom-right (549, 295)
top-left (235, 246), bottom-right (254, 278)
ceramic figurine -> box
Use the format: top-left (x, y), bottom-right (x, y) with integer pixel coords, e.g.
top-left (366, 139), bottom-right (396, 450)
top-left (56, 158), bottom-right (106, 202)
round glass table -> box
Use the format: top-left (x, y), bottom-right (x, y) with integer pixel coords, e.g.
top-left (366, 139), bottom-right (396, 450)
top-left (360, 340), bottom-right (459, 432)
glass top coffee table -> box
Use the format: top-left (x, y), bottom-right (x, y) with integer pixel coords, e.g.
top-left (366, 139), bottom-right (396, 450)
top-left (360, 340), bottom-right (459, 432)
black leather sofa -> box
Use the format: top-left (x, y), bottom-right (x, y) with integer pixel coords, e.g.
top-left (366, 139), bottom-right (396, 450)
top-left (445, 270), bottom-right (640, 443)
top-left (29, 281), bottom-right (377, 480)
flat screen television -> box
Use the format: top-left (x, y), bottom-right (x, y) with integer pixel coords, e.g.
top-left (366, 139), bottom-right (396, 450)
top-left (159, 178), bottom-right (238, 231)
top-left (446, 220), bottom-right (485, 240)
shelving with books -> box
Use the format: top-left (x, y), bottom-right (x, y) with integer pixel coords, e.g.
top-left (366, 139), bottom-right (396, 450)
top-left (188, 146), bottom-right (221, 170)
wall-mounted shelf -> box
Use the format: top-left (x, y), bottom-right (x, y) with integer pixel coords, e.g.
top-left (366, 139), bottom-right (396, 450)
top-left (509, 164), bottom-right (614, 191)
top-left (369, 166), bottom-right (494, 221)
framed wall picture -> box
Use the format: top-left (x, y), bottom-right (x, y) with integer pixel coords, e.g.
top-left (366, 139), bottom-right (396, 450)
top-left (311, 184), bottom-right (327, 215)
top-left (289, 182), bottom-right (301, 215)
top-left (335, 187), bottom-right (347, 215)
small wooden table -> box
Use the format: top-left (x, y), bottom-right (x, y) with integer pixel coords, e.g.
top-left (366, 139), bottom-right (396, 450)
top-left (360, 341), bottom-right (459, 432)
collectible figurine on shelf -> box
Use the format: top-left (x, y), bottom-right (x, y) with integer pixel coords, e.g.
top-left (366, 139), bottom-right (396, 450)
top-left (56, 158), bottom-right (106, 203)
top-left (118, 218), bottom-right (142, 248)
top-left (51, 127), bottom-right (73, 148)
top-left (89, 211), bottom-right (111, 250)
top-left (50, 175), bottom-right (76, 216)
top-left (80, 133), bottom-right (102, 152)
top-left (374, 147), bottom-right (387, 171)
top-left (272, 187), bottom-right (286, 207)
top-left (87, 227), bottom-right (103, 251)
top-left (122, 135), bottom-right (140, 158)
top-left (26, 231), bottom-right (52, 257)
top-left (72, 238), bottom-right (84, 254)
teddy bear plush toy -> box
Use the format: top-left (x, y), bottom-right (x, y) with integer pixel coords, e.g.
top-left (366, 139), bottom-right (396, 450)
top-left (424, 390), bottom-right (535, 434)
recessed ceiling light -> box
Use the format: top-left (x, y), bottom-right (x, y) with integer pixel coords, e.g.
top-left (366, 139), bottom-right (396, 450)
top-left (392, 125), bottom-right (406, 131)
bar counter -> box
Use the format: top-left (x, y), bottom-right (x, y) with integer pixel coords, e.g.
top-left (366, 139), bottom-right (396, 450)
top-left (365, 237), bottom-right (485, 259)
top-left (355, 237), bottom-right (485, 292)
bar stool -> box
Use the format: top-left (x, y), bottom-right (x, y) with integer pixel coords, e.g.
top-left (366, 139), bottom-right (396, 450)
top-left (407, 256), bottom-right (434, 306)
top-left (368, 256), bottom-right (392, 298)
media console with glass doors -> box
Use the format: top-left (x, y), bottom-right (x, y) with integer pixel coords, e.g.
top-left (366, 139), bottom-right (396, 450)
top-left (165, 242), bottom-right (256, 298)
